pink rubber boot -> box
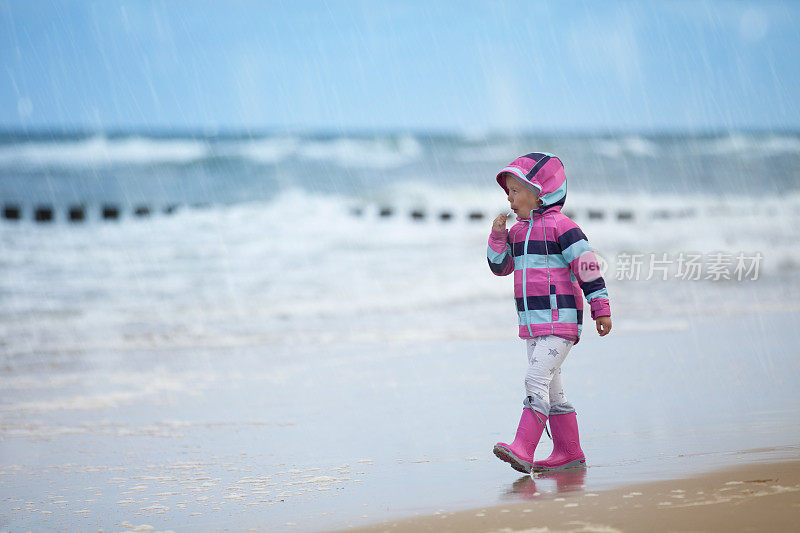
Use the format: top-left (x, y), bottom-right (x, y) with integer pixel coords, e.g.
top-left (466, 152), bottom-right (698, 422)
top-left (531, 411), bottom-right (586, 471)
top-left (493, 409), bottom-right (548, 473)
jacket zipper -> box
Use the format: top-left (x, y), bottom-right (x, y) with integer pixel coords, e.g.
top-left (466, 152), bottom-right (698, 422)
top-left (544, 214), bottom-right (555, 333)
top-left (521, 209), bottom-right (558, 337)
top-left (521, 218), bottom-right (535, 337)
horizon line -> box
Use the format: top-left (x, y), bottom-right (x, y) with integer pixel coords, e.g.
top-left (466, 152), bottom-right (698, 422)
top-left (1, 125), bottom-right (799, 139)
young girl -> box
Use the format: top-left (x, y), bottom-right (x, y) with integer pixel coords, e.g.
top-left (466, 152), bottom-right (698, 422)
top-left (487, 152), bottom-right (612, 474)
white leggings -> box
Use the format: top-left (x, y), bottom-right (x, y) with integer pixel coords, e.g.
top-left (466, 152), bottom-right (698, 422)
top-left (522, 335), bottom-right (576, 417)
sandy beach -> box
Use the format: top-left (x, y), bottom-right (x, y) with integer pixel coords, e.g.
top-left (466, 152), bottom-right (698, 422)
top-left (2, 294), bottom-right (800, 531)
top-left (348, 458), bottom-right (800, 532)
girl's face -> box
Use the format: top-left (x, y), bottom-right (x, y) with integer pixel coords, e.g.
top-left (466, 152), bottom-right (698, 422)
top-left (504, 174), bottom-right (541, 217)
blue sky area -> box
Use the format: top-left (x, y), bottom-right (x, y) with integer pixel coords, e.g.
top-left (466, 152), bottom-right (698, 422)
top-left (1, 0), bottom-right (798, 133)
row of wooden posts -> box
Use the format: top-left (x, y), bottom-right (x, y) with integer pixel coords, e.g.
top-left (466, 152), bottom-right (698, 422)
top-left (1, 203), bottom-right (202, 222)
top-left (350, 206), bottom-right (687, 221)
top-left (2, 202), bottom-right (689, 224)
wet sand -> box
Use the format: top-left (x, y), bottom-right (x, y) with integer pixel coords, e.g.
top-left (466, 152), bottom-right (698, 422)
top-left (2, 294), bottom-right (800, 531)
top-left (348, 458), bottom-right (800, 532)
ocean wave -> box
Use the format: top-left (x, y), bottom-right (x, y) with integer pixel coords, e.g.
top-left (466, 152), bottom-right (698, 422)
top-left (592, 136), bottom-right (661, 158)
top-left (232, 136), bottom-right (300, 164)
top-left (2, 133), bottom-right (797, 173)
top-left (0, 134), bottom-right (427, 170)
top-left (225, 134), bottom-right (425, 168)
top-left (691, 133), bottom-right (800, 156)
top-left (2, 186), bottom-right (800, 359)
top-left (0, 135), bottom-right (210, 167)
top-left (296, 135), bottom-right (423, 169)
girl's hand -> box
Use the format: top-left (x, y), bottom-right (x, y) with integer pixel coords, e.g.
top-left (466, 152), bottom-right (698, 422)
top-left (596, 316), bottom-right (612, 336)
top-left (492, 213), bottom-right (508, 232)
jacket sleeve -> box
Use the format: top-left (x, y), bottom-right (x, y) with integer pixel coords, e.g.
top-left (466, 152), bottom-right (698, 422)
top-left (556, 218), bottom-right (611, 319)
top-left (487, 229), bottom-right (514, 276)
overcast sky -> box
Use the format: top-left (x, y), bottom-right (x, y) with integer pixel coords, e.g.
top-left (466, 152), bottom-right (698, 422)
top-left (2, 0), bottom-right (798, 133)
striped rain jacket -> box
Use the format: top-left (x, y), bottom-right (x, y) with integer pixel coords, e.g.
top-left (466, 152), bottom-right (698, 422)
top-left (487, 153), bottom-right (611, 344)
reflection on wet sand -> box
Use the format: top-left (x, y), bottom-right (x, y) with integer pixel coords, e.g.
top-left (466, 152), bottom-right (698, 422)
top-left (504, 466), bottom-right (588, 500)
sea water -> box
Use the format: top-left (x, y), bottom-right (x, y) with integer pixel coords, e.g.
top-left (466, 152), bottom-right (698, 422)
top-left (1, 131), bottom-right (799, 358)
top-left (1, 131), bottom-right (800, 531)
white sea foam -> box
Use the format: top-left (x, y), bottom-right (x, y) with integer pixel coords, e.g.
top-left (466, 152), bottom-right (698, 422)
top-left (295, 135), bottom-right (423, 168)
top-left (0, 135), bottom-right (209, 167)
top-left (761, 134), bottom-right (800, 154)
top-left (592, 135), bottom-right (661, 158)
top-left (1, 186), bottom-right (798, 358)
top-left (0, 132), bottom-right (797, 176)
top-left (691, 133), bottom-right (800, 156)
top-left (232, 136), bottom-right (300, 164)
top-left (0, 134), bottom-right (426, 169)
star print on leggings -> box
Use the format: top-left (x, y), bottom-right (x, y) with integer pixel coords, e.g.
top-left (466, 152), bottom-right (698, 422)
top-left (531, 357), bottom-right (539, 364)
top-left (549, 367), bottom-right (556, 375)
top-left (548, 348), bottom-right (559, 357)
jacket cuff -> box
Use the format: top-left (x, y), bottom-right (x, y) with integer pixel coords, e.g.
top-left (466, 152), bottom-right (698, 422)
top-left (489, 228), bottom-right (508, 248)
top-left (590, 298), bottom-right (611, 320)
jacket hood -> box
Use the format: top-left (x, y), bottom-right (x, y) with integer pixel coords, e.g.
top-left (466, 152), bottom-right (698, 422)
top-left (496, 152), bottom-right (567, 216)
